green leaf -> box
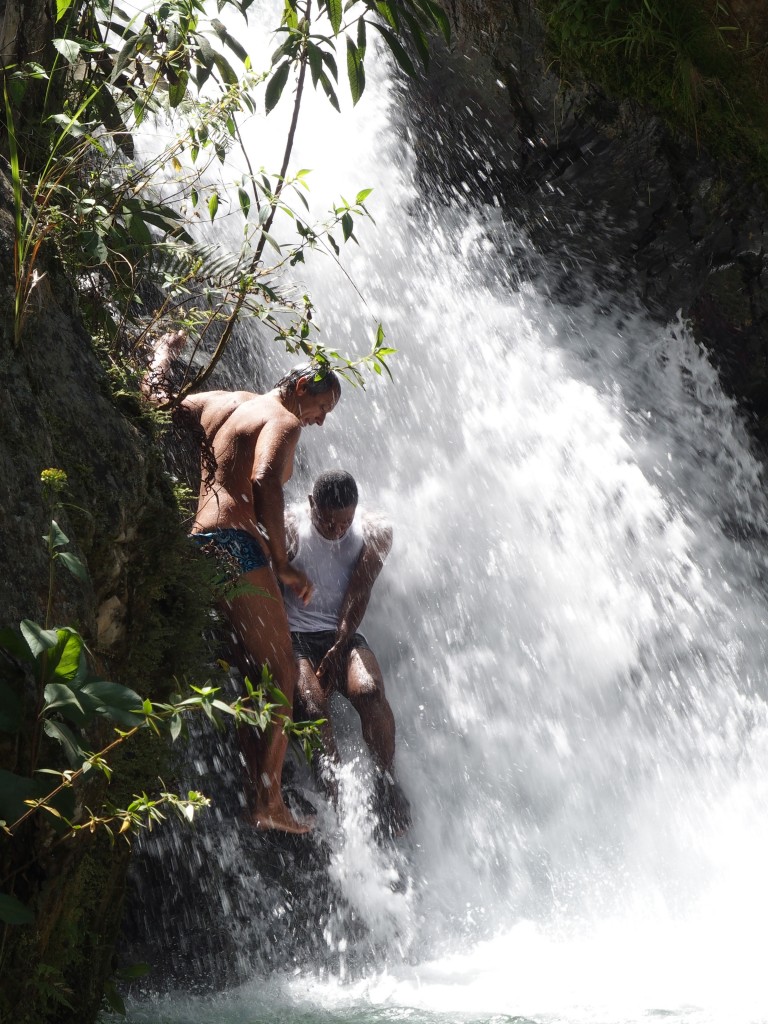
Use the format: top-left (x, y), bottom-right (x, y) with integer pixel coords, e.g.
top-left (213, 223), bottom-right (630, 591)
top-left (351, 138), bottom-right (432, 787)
top-left (403, 9), bottom-right (430, 68)
top-left (124, 211), bottom-right (152, 245)
top-left (212, 52), bottom-right (238, 86)
top-left (57, 551), bottom-right (88, 583)
top-left (44, 520), bottom-right (69, 550)
top-left (208, 192), bottom-right (219, 221)
top-left (169, 713), bottom-right (182, 742)
top-left (43, 719), bottom-right (87, 766)
top-left (321, 47), bottom-right (338, 81)
top-left (111, 33), bottom-right (138, 81)
top-left (79, 680), bottom-right (143, 729)
top-left (355, 187), bottom-right (373, 204)
top-left (326, 0), bottom-right (342, 34)
top-left (414, 0), bottom-right (452, 42)
top-left (265, 60), bottom-right (291, 114)
top-left (56, 0), bottom-right (74, 21)
top-left (341, 211), bottom-right (354, 240)
top-left (375, 0), bottom-right (398, 30)
top-left (20, 620), bottom-right (59, 658)
top-left (197, 32), bottom-right (216, 69)
top-left (317, 70), bottom-right (340, 111)
top-left (80, 230), bottom-right (109, 265)
top-left (283, 0), bottom-right (298, 29)
top-left (43, 682), bottom-right (86, 724)
top-left (52, 37), bottom-right (81, 63)
top-left (0, 894), bottom-right (34, 925)
top-left (168, 70), bottom-right (189, 108)
top-left (210, 18), bottom-right (249, 64)
top-left (50, 629), bottom-right (84, 681)
top-left (307, 41), bottom-right (323, 87)
top-left (375, 25), bottom-right (417, 77)
top-left (93, 87), bottom-right (134, 157)
top-left (269, 685), bottom-right (291, 708)
top-left (346, 37), bottom-right (365, 105)
top-left (237, 187), bottom-right (251, 218)
top-left (262, 232), bottom-right (282, 255)
top-left (103, 979), bottom-right (126, 1016)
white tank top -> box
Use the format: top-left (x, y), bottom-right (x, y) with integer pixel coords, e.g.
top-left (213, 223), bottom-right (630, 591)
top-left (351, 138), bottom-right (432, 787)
top-left (283, 504), bottom-right (365, 632)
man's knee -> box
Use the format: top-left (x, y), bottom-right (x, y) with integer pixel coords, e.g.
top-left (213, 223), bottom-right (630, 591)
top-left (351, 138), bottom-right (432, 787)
top-left (298, 689), bottom-right (329, 720)
top-left (296, 670), bottom-right (328, 719)
top-left (348, 675), bottom-right (385, 712)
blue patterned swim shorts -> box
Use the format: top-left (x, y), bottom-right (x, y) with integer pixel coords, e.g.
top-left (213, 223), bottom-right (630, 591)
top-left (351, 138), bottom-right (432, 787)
top-left (190, 528), bottom-right (269, 575)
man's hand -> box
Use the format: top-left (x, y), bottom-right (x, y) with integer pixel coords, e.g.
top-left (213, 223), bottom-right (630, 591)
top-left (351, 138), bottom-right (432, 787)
top-left (276, 563), bottom-right (314, 605)
top-left (316, 638), bottom-right (348, 691)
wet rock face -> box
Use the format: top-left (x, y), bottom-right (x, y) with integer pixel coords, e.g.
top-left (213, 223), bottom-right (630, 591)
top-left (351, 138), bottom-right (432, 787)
top-left (119, 710), bottom-right (377, 994)
top-left (401, 0), bottom-right (768, 448)
top-left (0, 163), bottom-right (210, 1024)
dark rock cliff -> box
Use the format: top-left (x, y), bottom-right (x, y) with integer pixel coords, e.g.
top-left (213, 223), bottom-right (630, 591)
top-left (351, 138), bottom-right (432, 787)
top-left (0, 163), bottom-right (210, 1023)
top-left (401, 0), bottom-right (768, 445)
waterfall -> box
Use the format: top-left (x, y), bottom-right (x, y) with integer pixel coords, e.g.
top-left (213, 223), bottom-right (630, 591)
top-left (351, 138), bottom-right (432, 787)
top-left (126, 8), bottom-right (768, 1023)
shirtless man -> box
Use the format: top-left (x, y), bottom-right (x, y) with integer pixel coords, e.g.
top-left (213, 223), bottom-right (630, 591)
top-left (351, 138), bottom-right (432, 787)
top-left (143, 331), bottom-right (340, 834)
top-left (284, 470), bottom-right (410, 838)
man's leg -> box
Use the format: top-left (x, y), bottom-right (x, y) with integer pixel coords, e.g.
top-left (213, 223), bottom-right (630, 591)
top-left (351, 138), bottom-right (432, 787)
top-left (345, 647), bottom-right (395, 771)
top-left (294, 657), bottom-right (340, 802)
top-left (346, 647), bottom-right (410, 836)
top-left (224, 565), bottom-right (309, 834)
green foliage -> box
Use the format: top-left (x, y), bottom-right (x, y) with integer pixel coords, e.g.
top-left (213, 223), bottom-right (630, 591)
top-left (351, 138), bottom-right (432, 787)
top-left (2, 0), bottom-right (449, 392)
top-left (0, 469), bottom-right (322, 934)
top-left (542, 0), bottom-right (768, 180)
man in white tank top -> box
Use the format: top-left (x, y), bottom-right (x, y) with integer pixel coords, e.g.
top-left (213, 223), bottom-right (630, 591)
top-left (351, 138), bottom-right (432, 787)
top-left (284, 470), bottom-right (410, 838)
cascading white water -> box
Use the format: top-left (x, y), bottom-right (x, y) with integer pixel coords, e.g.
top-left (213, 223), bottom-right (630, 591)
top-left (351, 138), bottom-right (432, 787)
top-left (127, 7), bottom-right (768, 1022)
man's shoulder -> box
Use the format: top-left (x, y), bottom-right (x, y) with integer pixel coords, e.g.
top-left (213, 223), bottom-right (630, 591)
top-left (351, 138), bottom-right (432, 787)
top-left (360, 507), bottom-right (391, 529)
top-left (229, 392), bottom-right (299, 434)
top-left (360, 509), bottom-right (393, 552)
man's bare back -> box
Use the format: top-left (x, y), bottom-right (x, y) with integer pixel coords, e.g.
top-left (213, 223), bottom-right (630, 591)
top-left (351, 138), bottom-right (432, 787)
top-left (184, 390), bottom-right (301, 544)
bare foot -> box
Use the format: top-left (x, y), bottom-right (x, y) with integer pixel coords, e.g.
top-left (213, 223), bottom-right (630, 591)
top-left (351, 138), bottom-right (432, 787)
top-left (248, 806), bottom-right (314, 835)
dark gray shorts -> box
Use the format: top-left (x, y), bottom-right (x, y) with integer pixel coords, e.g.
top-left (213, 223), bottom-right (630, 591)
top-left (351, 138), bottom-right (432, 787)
top-left (290, 630), bottom-right (370, 671)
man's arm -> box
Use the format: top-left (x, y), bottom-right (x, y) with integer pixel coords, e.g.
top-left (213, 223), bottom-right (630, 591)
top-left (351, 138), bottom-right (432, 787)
top-left (284, 508), bottom-right (299, 562)
top-left (250, 417), bottom-right (313, 603)
top-left (316, 518), bottom-right (392, 681)
top-left (337, 523), bottom-right (392, 642)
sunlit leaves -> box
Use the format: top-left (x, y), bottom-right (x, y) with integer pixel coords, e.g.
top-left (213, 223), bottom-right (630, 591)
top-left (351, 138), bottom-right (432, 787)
top-left (52, 37), bottom-right (81, 63)
top-left (55, 0), bottom-right (74, 21)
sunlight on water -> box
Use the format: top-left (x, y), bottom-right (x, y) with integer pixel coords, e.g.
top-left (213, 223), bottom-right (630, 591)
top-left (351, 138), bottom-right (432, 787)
top-left (126, 4), bottom-right (768, 1023)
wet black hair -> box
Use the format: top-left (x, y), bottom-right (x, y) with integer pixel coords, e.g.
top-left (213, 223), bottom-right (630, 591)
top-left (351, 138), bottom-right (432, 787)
top-left (312, 470), bottom-right (358, 510)
top-left (274, 362), bottom-right (341, 400)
